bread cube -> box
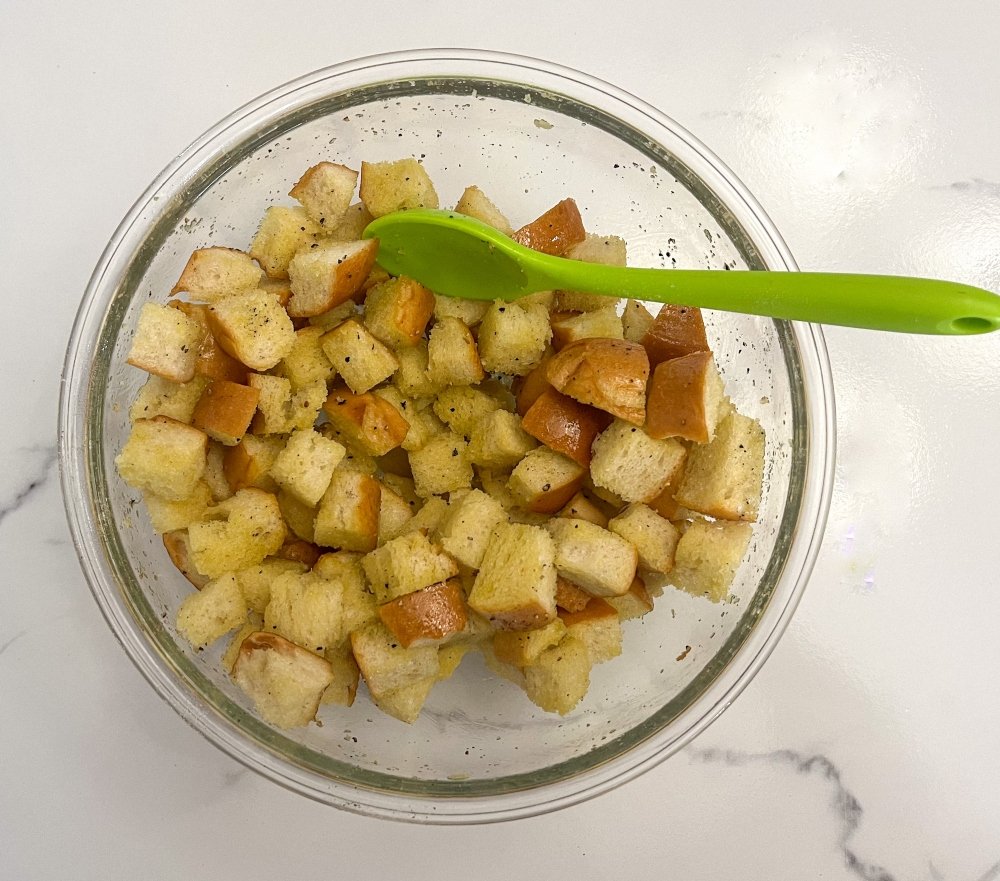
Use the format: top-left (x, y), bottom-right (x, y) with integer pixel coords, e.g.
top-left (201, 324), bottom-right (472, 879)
top-left (437, 642), bottom-right (473, 679)
top-left (276, 538), bottom-right (322, 568)
top-left (129, 374), bottom-right (209, 424)
top-left (320, 318), bottom-right (399, 394)
top-left (313, 467), bottom-right (381, 552)
top-left (554, 234), bottom-right (627, 312)
top-left (674, 411), bottom-right (765, 521)
top-left (350, 621), bottom-right (440, 696)
top-left (438, 488), bottom-right (508, 569)
top-left (116, 416), bottom-right (208, 500)
top-left (521, 388), bottom-right (610, 467)
top-left (363, 276), bottom-right (435, 349)
top-left (395, 496), bottom-right (449, 540)
top-left (378, 483), bottom-right (415, 543)
top-left (276, 490), bottom-right (316, 543)
top-left (605, 577), bottom-right (655, 620)
top-left (432, 385), bottom-right (504, 437)
top-left (523, 634), bottom-right (591, 715)
top-left (550, 307), bottom-right (624, 350)
top-left (408, 432), bottom-right (472, 498)
top-left (372, 675), bottom-right (437, 723)
top-left (202, 441), bottom-right (233, 502)
top-left (127, 303), bottom-right (202, 383)
top-left (232, 632), bottom-right (334, 728)
top-left (513, 352), bottom-right (555, 416)
top-left (641, 304), bottom-right (709, 367)
top-left (583, 473), bottom-right (627, 513)
top-left (249, 206), bottom-right (320, 279)
top-left (646, 352), bottom-right (727, 444)
top-left (507, 446), bottom-right (586, 514)
top-left (207, 290), bottom-right (295, 371)
top-left (187, 488), bottom-right (286, 578)
top-left (222, 434), bottom-right (282, 492)
top-left (609, 503), bottom-right (681, 574)
top-left (162, 529), bottom-right (210, 589)
top-left (361, 531), bottom-right (458, 604)
top-left (546, 518), bottom-right (637, 597)
top-left (427, 317), bottom-right (484, 387)
top-left (492, 618), bottom-right (566, 667)
top-left (313, 551), bottom-right (378, 635)
top-left (191, 379), bottom-right (260, 445)
top-left (176, 572), bottom-right (247, 646)
top-left (590, 420), bottom-right (687, 504)
top-left (554, 576), bottom-right (592, 613)
top-left (468, 523), bottom-right (557, 630)
top-left (325, 201), bottom-right (373, 241)
top-left (622, 300), bottom-right (654, 343)
top-left (257, 276), bottom-right (293, 309)
top-left (467, 409), bottom-right (537, 469)
top-left (289, 161), bottom-right (358, 229)
top-left (306, 299), bottom-right (358, 331)
top-left (373, 387), bottom-right (444, 452)
top-left (359, 158), bottom-right (439, 218)
top-left (280, 326), bottom-right (335, 390)
top-left (270, 428), bottom-right (346, 507)
top-left (670, 519), bottom-right (752, 602)
top-left (454, 185), bottom-right (513, 234)
top-left (170, 247), bottom-right (263, 301)
top-left (378, 578), bottom-right (468, 648)
top-left (264, 570), bottom-right (345, 654)
top-left (393, 341), bottom-right (443, 398)
top-left (221, 616), bottom-right (262, 674)
top-left (172, 301), bottom-right (250, 383)
top-left (557, 491), bottom-right (609, 528)
top-left (287, 239), bottom-right (379, 317)
top-left (433, 293), bottom-right (490, 327)
top-left (478, 301), bottom-right (552, 376)
top-left (322, 382), bottom-right (410, 457)
top-left (559, 597), bottom-right (622, 664)
top-left (235, 558), bottom-right (307, 616)
top-left (512, 198), bottom-right (585, 256)
top-left (320, 643), bottom-right (361, 707)
top-left (144, 481), bottom-right (212, 533)
top-left (546, 338), bottom-right (648, 425)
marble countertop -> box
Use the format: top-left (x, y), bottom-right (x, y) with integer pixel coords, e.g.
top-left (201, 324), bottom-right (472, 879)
top-left (3, 2), bottom-right (999, 879)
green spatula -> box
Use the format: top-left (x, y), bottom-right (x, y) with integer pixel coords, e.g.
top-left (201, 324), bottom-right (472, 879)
top-left (363, 209), bottom-right (1000, 335)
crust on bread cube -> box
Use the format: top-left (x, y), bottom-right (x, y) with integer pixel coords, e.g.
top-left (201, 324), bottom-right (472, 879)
top-left (605, 577), bottom-right (655, 620)
top-left (492, 617), bottom-right (567, 667)
top-left (320, 318), bottom-right (399, 394)
top-left (249, 207), bottom-right (321, 279)
top-left (646, 352), bottom-right (727, 444)
top-left (478, 301), bottom-right (552, 376)
top-left (127, 303), bottom-right (202, 383)
top-left (223, 434), bottom-right (282, 493)
top-left (350, 621), bottom-right (440, 696)
top-left (454, 185), bottom-right (514, 235)
top-left (438, 488), bottom-right (508, 569)
top-left (207, 290), bottom-right (295, 371)
top-left (287, 239), bottom-right (379, 317)
top-left (641, 304), bottom-right (709, 367)
top-left (507, 446), bottom-right (586, 514)
top-left (512, 198), bottom-right (586, 256)
top-left (170, 302), bottom-right (248, 383)
top-left (378, 578), bottom-right (468, 648)
top-left (361, 531), bottom-right (458, 604)
top-left (554, 576), bottom-right (592, 613)
top-left (235, 558), bottom-right (307, 617)
top-left (232, 632), bottom-right (334, 728)
top-left (320, 643), bottom-right (361, 707)
top-left (513, 351), bottom-right (555, 416)
top-left (322, 382), bottom-right (409, 457)
top-left (176, 572), bottom-right (247, 646)
top-left (427, 317), bottom-right (485, 387)
top-left (622, 300), bottom-right (655, 343)
top-left (432, 385), bottom-right (504, 437)
top-left (359, 158), bottom-right (439, 218)
top-left (590, 420), bottom-right (687, 504)
top-left (557, 491), bottom-right (609, 528)
top-left (163, 529), bottom-right (210, 589)
top-left (372, 387), bottom-right (444, 453)
top-left (550, 308), bottom-right (624, 351)
top-left (144, 481), bottom-right (212, 533)
top-left (116, 416), bottom-right (208, 500)
top-left (363, 276), bottom-right (435, 349)
top-left (170, 247), bottom-right (263, 301)
top-left (313, 467), bottom-right (381, 552)
top-left (609, 503), bottom-right (681, 575)
top-left (280, 326), bottom-right (335, 390)
top-left (546, 518), bottom-right (637, 598)
top-left (129, 375), bottom-right (209, 425)
top-left (523, 634), bottom-right (591, 715)
top-left (433, 293), bottom-right (490, 327)
top-left (289, 161), bottom-right (358, 229)
top-left (221, 616), bottom-right (262, 674)
top-left (670, 519), bottom-right (752, 602)
top-left (270, 428), bottom-right (346, 507)
top-left (191, 379), bottom-right (260, 446)
top-left (187, 488), bottom-right (286, 578)
top-left (275, 538), bottom-right (321, 568)
top-left (468, 523), bottom-right (557, 630)
top-left (554, 234), bottom-right (627, 312)
top-left (378, 482), bottom-right (415, 544)
top-left (546, 338), bottom-right (648, 425)
top-left (559, 597), bottom-right (622, 664)
top-left (393, 341), bottom-right (443, 398)
top-left (264, 570), bottom-right (345, 655)
top-left (467, 409), bottom-right (537, 469)
top-left (408, 431), bottom-right (473, 498)
top-left (521, 388), bottom-right (611, 467)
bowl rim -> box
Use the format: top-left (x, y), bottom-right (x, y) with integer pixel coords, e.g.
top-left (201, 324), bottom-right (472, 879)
top-left (59, 48), bottom-right (836, 823)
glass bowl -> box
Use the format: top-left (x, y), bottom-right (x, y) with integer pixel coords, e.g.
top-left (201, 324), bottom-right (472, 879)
top-left (59, 49), bottom-right (835, 823)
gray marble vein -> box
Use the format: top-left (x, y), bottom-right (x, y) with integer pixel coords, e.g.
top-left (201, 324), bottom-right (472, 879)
top-left (0, 628), bottom-right (29, 657)
top-left (976, 860), bottom-right (1000, 881)
top-left (930, 178), bottom-right (1000, 196)
top-left (0, 446), bottom-right (57, 528)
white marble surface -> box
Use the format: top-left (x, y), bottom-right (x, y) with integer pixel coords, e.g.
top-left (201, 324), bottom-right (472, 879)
top-left (3, 2), bottom-right (999, 878)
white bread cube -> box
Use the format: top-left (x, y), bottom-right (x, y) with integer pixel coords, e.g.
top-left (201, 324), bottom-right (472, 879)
top-left (393, 341), bottom-right (443, 398)
top-left (264, 570), bottom-right (345, 654)
top-left (363, 276), bottom-right (435, 349)
top-left (467, 409), bottom-right (537, 469)
top-left (557, 491), bottom-right (609, 528)
top-left (320, 318), bottom-right (399, 394)
top-left (670, 519), bottom-right (753, 602)
top-left (232, 631), bottom-right (334, 728)
top-left (361, 531), bottom-right (458, 604)
top-left (550, 307), bottom-right (624, 348)
top-left (475, 466), bottom-right (518, 511)
top-left (492, 618), bottom-right (566, 667)
top-left (129, 375), bottom-right (210, 424)
top-left (559, 597), bottom-right (622, 664)
top-left (507, 446), bottom-right (586, 514)
top-left (546, 518), bottom-right (637, 597)
top-left (248, 375), bottom-right (326, 434)
top-left (433, 294), bottom-right (490, 327)
top-left (622, 300), bottom-right (655, 343)
top-left (359, 158), bottom-right (439, 217)
top-left (270, 428), bottom-right (346, 507)
top-left (372, 675), bottom-right (436, 724)
top-left (170, 300), bottom-right (256, 384)
top-left (408, 431), bottom-right (473, 498)
top-left (313, 551), bottom-right (378, 635)
top-left (326, 201), bottom-right (373, 241)
top-left (438, 488), bottom-right (508, 569)
top-left (170, 247), bottom-right (263, 301)
top-left (187, 488), bottom-right (286, 579)
top-left (395, 496), bottom-right (449, 540)
top-left (381, 473), bottom-right (420, 511)
top-left (289, 161), bottom-right (358, 229)
top-left (523, 634), bottom-right (591, 715)
top-left (454, 185), bottom-right (514, 234)
top-left (377, 578), bottom-right (468, 648)
top-left (313, 467), bottom-right (381, 552)
top-left (306, 299), bottom-right (359, 331)
top-left (350, 621), bottom-right (440, 695)
top-left (287, 239), bottom-right (378, 317)
top-left (554, 234), bottom-right (627, 313)
top-left (207, 290), bottom-right (295, 370)
top-left (162, 529), bottom-right (210, 589)
top-left (202, 441), bottom-right (233, 502)
top-left (144, 481), bottom-right (212, 533)
top-left (378, 483), bottom-right (415, 543)
top-left (235, 558), bottom-right (307, 616)
top-left (373, 387), bottom-right (444, 452)
top-left (127, 303), bottom-right (202, 383)
top-left (116, 416), bottom-right (208, 500)
top-left (176, 572), bottom-right (247, 646)
top-left (605, 577), bottom-right (655, 620)
top-left (320, 643), bottom-right (361, 707)
top-left (590, 420), bottom-right (687, 504)
top-left (249, 207), bottom-right (320, 279)
top-left (478, 301), bottom-right (552, 376)
top-left (427, 317), bottom-right (485, 387)
top-left (469, 523), bottom-right (557, 630)
top-left (608, 503), bottom-right (681, 575)
top-left (432, 385), bottom-right (504, 437)
top-left (223, 434), bottom-right (282, 492)
top-left (674, 410), bottom-right (765, 521)
top-left (280, 326), bottom-right (335, 390)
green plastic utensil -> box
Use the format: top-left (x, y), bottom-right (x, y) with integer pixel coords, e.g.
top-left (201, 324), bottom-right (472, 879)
top-left (363, 209), bottom-right (1000, 335)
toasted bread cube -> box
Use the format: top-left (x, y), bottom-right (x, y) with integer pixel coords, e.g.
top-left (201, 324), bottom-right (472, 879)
top-left (437, 643), bottom-right (473, 679)
top-left (372, 675), bottom-right (436, 723)
top-left (546, 518), bottom-right (637, 597)
top-left (359, 158), bottom-right (439, 218)
top-left (408, 432), bottom-right (472, 498)
top-left (508, 447), bottom-right (586, 514)
top-left (235, 558), bottom-right (307, 616)
top-left (129, 375), bottom-right (210, 424)
top-left (433, 293), bottom-right (490, 327)
top-left (363, 276), bottom-right (435, 349)
top-left (438, 488), bottom-right (508, 569)
top-left (170, 302), bottom-right (248, 383)
top-left (605, 577), bottom-right (655, 619)
top-left (584, 473), bottom-right (627, 514)
top-left (144, 481), bottom-right (212, 533)
top-left (467, 409), bottom-right (537, 469)
top-left (378, 483), bottom-right (415, 543)
top-left (378, 445), bottom-right (414, 477)
top-left (546, 338), bottom-right (648, 425)
top-left (550, 307), bottom-right (624, 350)
top-left (127, 303), bottom-right (202, 383)
top-left (248, 207), bottom-right (320, 279)
top-left (469, 523), bottom-right (557, 630)
top-left (176, 572), bottom-right (247, 646)
top-left (521, 388), bottom-right (610, 467)
top-left (270, 428), bottom-right (346, 507)
top-left (590, 420), bottom-right (687, 504)
top-left (246, 374), bottom-right (292, 434)
top-left (675, 411), bottom-right (765, 521)
top-left (479, 641), bottom-right (528, 688)
top-left (320, 643), bottom-right (361, 707)
top-left (275, 539), bottom-right (321, 568)
top-left (187, 488), bottom-right (286, 578)
top-left (257, 276), bottom-right (293, 309)
top-left (393, 341), bottom-right (443, 398)
top-left (336, 444), bottom-right (380, 476)
top-left (320, 318), bottom-right (399, 394)
top-left (163, 529), bottom-right (210, 589)
top-left (395, 496), bottom-right (449, 540)
top-left (191, 379), bottom-right (260, 445)
top-left (207, 290), bottom-right (295, 371)
top-left (475, 466), bottom-right (518, 511)
top-left (276, 490), bottom-right (316, 543)
top-left (554, 234), bottom-right (628, 312)
top-left (372, 387), bottom-right (443, 452)
top-left (646, 352), bottom-right (727, 444)
top-left (223, 434), bottom-right (282, 492)
top-left (287, 239), bottom-right (379, 317)
top-left (427, 317), bottom-right (484, 387)
top-left (559, 597), bottom-right (622, 664)
top-left (289, 161), bottom-right (358, 229)
top-left (116, 416), bottom-right (207, 500)
top-left (523, 634), bottom-right (591, 715)
top-left (432, 385), bottom-right (504, 437)
top-left (378, 578), bottom-right (468, 648)
top-left (325, 201), bottom-right (373, 241)
top-left (170, 247), bottom-right (263, 301)
top-left (554, 577), bottom-right (592, 613)
top-left (478, 301), bottom-right (552, 376)
top-left (202, 441), bottom-right (233, 502)
top-left (222, 615), bottom-right (263, 674)
top-left (557, 491), bottom-right (609, 528)
top-left (313, 467), bottom-right (381, 552)
top-left (232, 632), bottom-right (334, 728)
top-left (513, 352), bottom-right (555, 416)
top-left (307, 299), bottom-right (359, 331)
top-left (322, 382), bottom-right (409, 457)
top-left (492, 618), bottom-right (567, 667)
top-left (622, 300), bottom-right (654, 343)
top-left (670, 519), bottom-right (752, 602)
top-left (362, 531), bottom-right (458, 603)
top-left (512, 198), bottom-right (585, 256)
top-left (609, 503), bottom-right (681, 575)
top-left (641, 304), bottom-right (709, 367)
top-left (350, 621), bottom-right (440, 696)
top-left (264, 570), bottom-right (345, 654)
top-left (280, 326), bottom-right (335, 390)
top-left (314, 551), bottom-right (378, 635)
top-left (454, 185), bottom-right (513, 234)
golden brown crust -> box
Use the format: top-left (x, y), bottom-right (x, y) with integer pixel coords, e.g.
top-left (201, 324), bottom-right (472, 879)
top-left (512, 350), bottom-right (555, 416)
top-left (512, 198), bottom-right (586, 256)
top-left (545, 338), bottom-right (649, 425)
top-left (275, 539), bottom-right (322, 568)
top-left (322, 382), bottom-right (410, 457)
top-left (191, 380), bottom-right (260, 445)
top-left (554, 577), bottom-right (592, 613)
top-left (162, 530), bottom-right (209, 589)
top-left (377, 578), bottom-right (468, 648)
top-left (520, 387), bottom-right (612, 466)
top-left (645, 352), bottom-right (716, 442)
top-left (558, 595), bottom-right (618, 627)
top-left (287, 239), bottom-right (379, 317)
top-left (170, 301), bottom-right (247, 383)
top-left (640, 304), bottom-right (709, 367)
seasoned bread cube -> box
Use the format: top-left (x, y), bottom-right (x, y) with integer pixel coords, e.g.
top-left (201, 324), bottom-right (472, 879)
top-left (177, 572), bottom-right (247, 646)
top-left (257, 276), bottom-right (293, 309)
top-left (609, 503), bottom-right (681, 575)
top-left (605, 577), bottom-right (655, 619)
top-left (235, 558), bottom-right (307, 616)
top-left (408, 431), bottom-right (472, 497)
top-left (264, 570), bottom-right (345, 654)
top-left (188, 488), bottom-right (286, 578)
top-left (554, 576), bottom-right (592, 613)
top-left (320, 318), bottom-right (399, 393)
top-left (162, 529), bottom-right (210, 589)
top-left (523, 634), bottom-right (591, 715)
top-left (287, 239), bottom-right (379, 317)
top-left (427, 317), bottom-right (484, 386)
top-left (277, 490), bottom-right (316, 543)
top-left (129, 374), bottom-right (209, 424)
top-left (559, 597), bottom-right (622, 664)
top-left (270, 428), bottom-right (346, 507)
top-left (127, 303), bottom-right (202, 383)
top-left (372, 674), bottom-right (437, 723)
top-left (289, 161), bottom-right (358, 229)
top-left (378, 482), bottom-right (415, 543)
top-left (475, 466), bottom-right (518, 511)
top-left (321, 643), bottom-right (361, 707)
top-left (508, 447), bottom-right (586, 514)
top-left (202, 441), bottom-right (233, 502)
top-left (378, 578), bottom-right (468, 648)
top-left (363, 276), bottom-right (435, 349)
top-left (512, 198), bottom-right (586, 256)
top-left (622, 300), bottom-right (654, 343)
top-left (314, 467), bottom-right (381, 552)
top-left (670, 519), bottom-right (752, 602)
top-left (521, 388), bottom-right (611, 467)
top-left (359, 158), bottom-right (439, 218)
top-left (223, 434), bottom-right (282, 492)
top-left (393, 341), bottom-right (443, 398)
top-left (550, 307), bottom-right (624, 350)
top-left (207, 290), bottom-right (295, 370)
top-left (546, 338), bottom-right (648, 425)
top-left (325, 201), bottom-right (373, 241)
top-left (378, 444), bottom-right (414, 477)
top-left (554, 234), bottom-right (627, 312)
top-left (674, 410), bottom-right (765, 521)
top-left (492, 618), bottom-right (566, 667)
top-left (372, 387), bottom-right (443, 452)
top-left (513, 352), bottom-right (555, 416)
top-left (222, 617), bottom-right (262, 674)
top-left (454, 185), bottom-right (513, 234)
top-left (437, 642), bottom-right (473, 679)
top-left (546, 518), bottom-right (637, 597)
top-left (116, 416), bottom-right (207, 500)
top-left (646, 352), bottom-right (727, 444)
top-left (468, 523), bottom-right (557, 630)
top-left (641, 304), bottom-right (709, 367)
top-left (248, 375), bottom-right (326, 434)
top-left (313, 551), bottom-right (378, 635)
top-left (170, 247), bottom-right (263, 301)
top-left (191, 379), bottom-right (260, 446)
top-left (432, 385), bottom-right (504, 436)
top-left (433, 293), bottom-right (490, 327)
top-left (395, 496), bottom-right (449, 540)
top-left (322, 382), bottom-right (409, 457)
top-left (350, 621), bottom-right (440, 695)
top-left (280, 326), bottom-right (335, 390)
top-left (144, 481), bottom-right (212, 533)
top-left (478, 301), bottom-right (552, 376)
top-left (438, 488), bottom-right (508, 569)
top-left (170, 302), bottom-right (248, 383)
top-left (307, 299), bottom-right (358, 331)
top-left (232, 632), bottom-right (334, 728)
top-left (467, 409), bottom-right (537, 469)
top-left (590, 420), bottom-right (687, 504)
top-left (557, 491), bottom-right (609, 528)
top-left (362, 531), bottom-right (458, 603)
top-left (249, 206), bottom-right (320, 279)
